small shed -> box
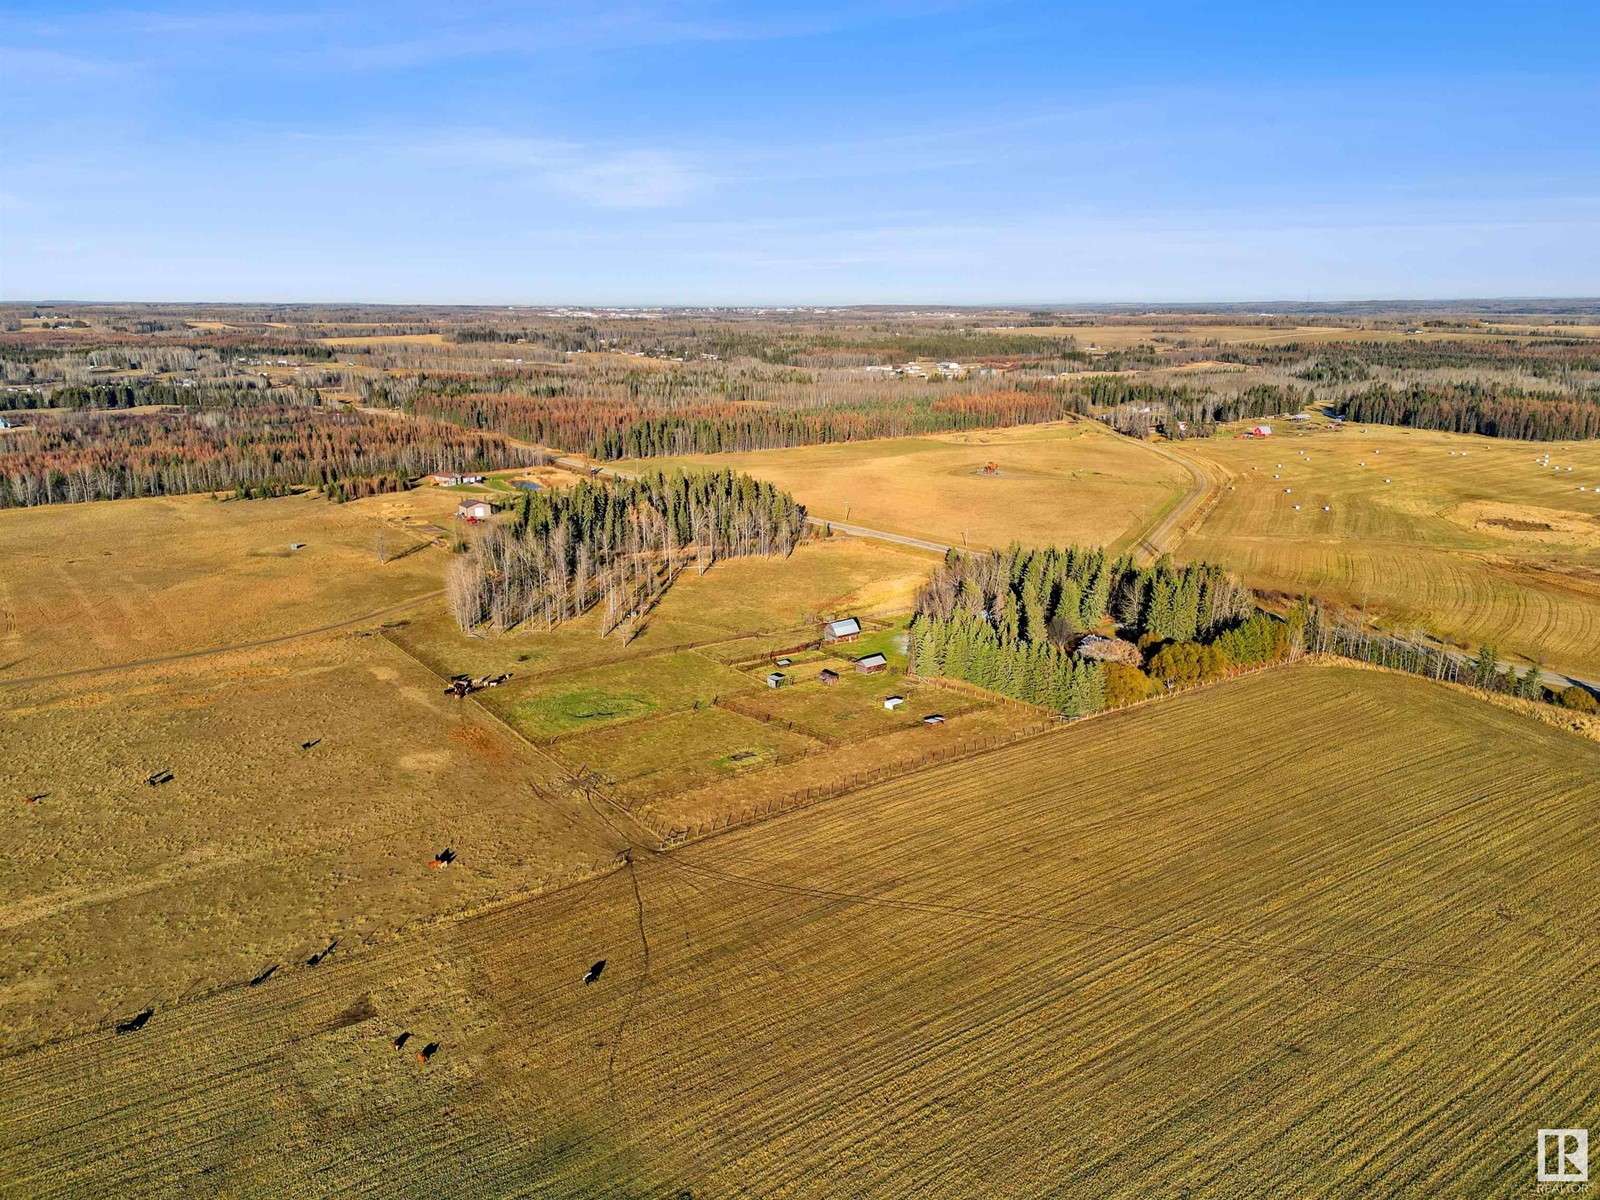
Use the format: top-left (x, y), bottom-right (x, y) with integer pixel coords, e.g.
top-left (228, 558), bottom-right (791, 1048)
top-left (1249, 425), bottom-right (1273, 437)
top-left (818, 668), bottom-right (840, 686)
top-left (457, 499), bottom-right (495, 521)
top-left (883, 696), bottom-right (905, 710)
top-left (855, 653), bottom-right (888, 674)
top-left (765, 672), bottom-right (788, 689)
top-left (823, 617), bottom-right (862, 644)
top-left (923, 714), bottom-right (945, 725)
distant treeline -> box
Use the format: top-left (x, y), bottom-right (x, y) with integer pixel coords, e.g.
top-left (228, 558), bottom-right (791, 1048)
top-left (911, 545), bottom-right (1262, 715)
top-left (448, 468), bottom-right (807, 635)
top-left (1337, 382), bottom-right (1600, 440)
top-left (441, 324), bottom-right (1089, 365)
top-left (0, 381), bottom-right (301, 412)
top-left (1219, 337), bottom-right (1600, 378)
top-left (0, 406), bottom-right (530, 507)
top-left (0, 331), bottom-right (337, 360)
top-left (411, 389), bottom-right (1075, 459)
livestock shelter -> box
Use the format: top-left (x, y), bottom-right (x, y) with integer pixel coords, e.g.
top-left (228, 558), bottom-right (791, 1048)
top-left (823, 617), bottom-right (862, 644)
top-left (855, 653), bottom-right (888, 674)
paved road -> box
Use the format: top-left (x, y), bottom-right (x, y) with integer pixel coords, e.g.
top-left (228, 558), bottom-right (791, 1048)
top-left (0, 590), bottom-right (445, 690)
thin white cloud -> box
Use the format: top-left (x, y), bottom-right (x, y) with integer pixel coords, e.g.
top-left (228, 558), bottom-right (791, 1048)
top-left (430, 132), bottom-right (704, 209)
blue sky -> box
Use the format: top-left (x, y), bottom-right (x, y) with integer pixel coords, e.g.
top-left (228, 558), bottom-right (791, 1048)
top-left (2, 0), bottom-right (1597, 303)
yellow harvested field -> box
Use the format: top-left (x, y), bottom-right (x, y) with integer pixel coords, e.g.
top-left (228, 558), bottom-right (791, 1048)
top-left (3, 665), bottom-right (1596, 1197)
top-left (0, 493), bottom-right (446, 678)
top-left (320, 332), bottom-right (449, 346)
top-left (1172, 424), bottom-right (1600, 678)
top-left (656, 421), bottom-right (1189, 553)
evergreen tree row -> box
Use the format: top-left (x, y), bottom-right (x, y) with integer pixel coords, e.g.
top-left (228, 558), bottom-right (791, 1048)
top-left (917, 545), bottom-right (1254, 646)
top-left (910, 544), bottom-right (1261, 716)
top-left (3, 381), bottom-right (297, 411)
top-left (911, 613), bottom-right (1105, 716)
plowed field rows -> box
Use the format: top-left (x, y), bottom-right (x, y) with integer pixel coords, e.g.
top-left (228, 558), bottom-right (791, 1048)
top-left (5, 665), bottom-right (1595, 1198)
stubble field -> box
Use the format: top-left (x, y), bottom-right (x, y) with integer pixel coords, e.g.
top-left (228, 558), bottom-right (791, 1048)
top-left (3, 664), bottom-right (1595, 1198)
top-left (1171, 424), bottom-right (1600, 678)
top-left (654, 421), bottom-right (1190, 553)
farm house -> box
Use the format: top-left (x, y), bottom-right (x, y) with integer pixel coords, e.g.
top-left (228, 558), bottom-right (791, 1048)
top-left (1248, 425), bottom-right (1273, 438)
top-left (855, 653), bottom-right (888, 674)
top-left (823, 617), bottom-right (862, 644)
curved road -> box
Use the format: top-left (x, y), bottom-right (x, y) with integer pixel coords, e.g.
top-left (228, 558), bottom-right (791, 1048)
top-left (1125, 437), bottom-right (1222, 564)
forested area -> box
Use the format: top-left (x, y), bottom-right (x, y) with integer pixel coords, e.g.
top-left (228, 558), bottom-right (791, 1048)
top-left (909, 545), bottom-right (1599, 717)
top-left (0, 380), bottom-right (307, 411)
top-left (447, 469), bottom-right (808, 636)
top-left (1336, 382), bottom-right (1600, 440)
top-left (910, 545), bottom-right (1263, 715)
top-left (1079, 378), bottom-right (1304, 437)
top-left (409, 389), bottom-right (1074, 459)
top-left (1219, 337), bottom-right (1600, 378)
top-left (0, 407), bottom-right (530, 507)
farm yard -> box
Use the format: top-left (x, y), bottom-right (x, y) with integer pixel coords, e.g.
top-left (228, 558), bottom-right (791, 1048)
top-left (1171, 424), bottom-right (1600, 679)
top-left (3, 665), bottom-right (1596, 1198)
top-left (655, 421), bottom-right (1191, 554)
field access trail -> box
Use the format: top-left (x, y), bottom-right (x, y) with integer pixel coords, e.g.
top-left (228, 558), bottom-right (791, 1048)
top-left (1124, 436), bottom-right (1223, 563)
